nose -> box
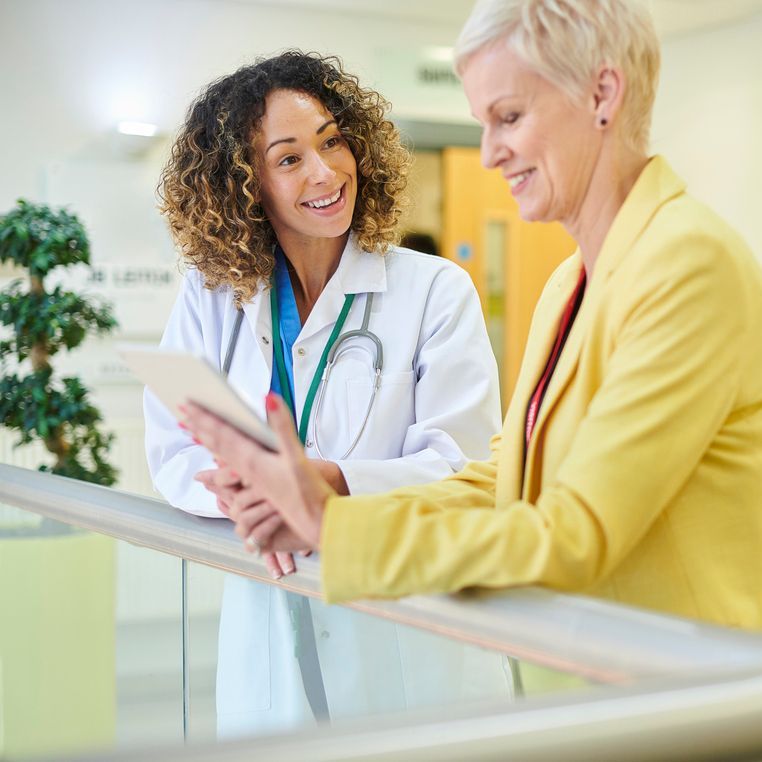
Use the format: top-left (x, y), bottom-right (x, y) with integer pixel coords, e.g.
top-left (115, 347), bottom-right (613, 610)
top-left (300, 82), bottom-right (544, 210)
top-left (307, 151), bottom-right (337, 183)
top-left (480, 125), bottom-right (510, 170)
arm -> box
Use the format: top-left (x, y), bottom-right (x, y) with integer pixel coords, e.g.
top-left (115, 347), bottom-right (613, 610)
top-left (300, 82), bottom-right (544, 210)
top-left (144, 271), bottom-right (222, 517)
top-left (321, 236), bottom-right (749, 601)
top-left (335, 264), bottom-right (502, 494)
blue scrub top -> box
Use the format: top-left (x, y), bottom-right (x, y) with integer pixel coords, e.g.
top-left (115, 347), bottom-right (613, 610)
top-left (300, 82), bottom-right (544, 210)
top-left (270, 245), bottom-right (301, 421)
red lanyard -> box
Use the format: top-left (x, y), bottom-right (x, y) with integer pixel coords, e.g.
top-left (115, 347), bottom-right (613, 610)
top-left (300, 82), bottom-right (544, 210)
top-left (525, 268), bottom-right (587, 448)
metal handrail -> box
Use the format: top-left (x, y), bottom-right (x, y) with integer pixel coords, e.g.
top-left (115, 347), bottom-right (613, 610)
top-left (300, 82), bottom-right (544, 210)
top-left (2, 462), bottom-right (762, 683)
top-left (52, 669), bottom-right (762, 761)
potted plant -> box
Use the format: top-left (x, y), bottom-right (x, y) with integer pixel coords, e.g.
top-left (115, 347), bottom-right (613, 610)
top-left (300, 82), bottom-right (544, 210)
top-left (0, 199), bottom-right (118, 485)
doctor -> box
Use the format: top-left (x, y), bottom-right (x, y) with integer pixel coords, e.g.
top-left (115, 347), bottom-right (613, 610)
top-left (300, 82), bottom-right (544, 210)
top-left (145, 51), bottom-right (508, 736)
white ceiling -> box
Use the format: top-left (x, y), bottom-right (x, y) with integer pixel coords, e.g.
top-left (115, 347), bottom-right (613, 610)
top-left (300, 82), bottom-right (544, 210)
top-left (232, 0), bottom-right (762, 37)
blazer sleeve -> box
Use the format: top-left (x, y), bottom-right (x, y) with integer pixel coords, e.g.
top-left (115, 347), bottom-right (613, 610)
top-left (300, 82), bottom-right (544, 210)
top-left (320, 234), bottom-right (750, 602)
top-left (143, 271), bottom-right (222, 517)
top-left (335, 264), bottom-right (502, 494)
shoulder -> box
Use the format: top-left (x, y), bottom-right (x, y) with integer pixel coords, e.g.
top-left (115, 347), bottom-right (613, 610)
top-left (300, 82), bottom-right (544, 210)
top-left (179, 265), bottom-right (235, 303)
top-left (629, 193), bottom-right (761, 299)
top-left (383, 246), bottom-right (477, 295)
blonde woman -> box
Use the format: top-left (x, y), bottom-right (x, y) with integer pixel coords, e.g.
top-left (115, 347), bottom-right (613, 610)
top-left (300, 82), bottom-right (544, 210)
top-left (187, 3), bottom-right (762, 631)
top-left (145, 52), bottom-right (507, 735)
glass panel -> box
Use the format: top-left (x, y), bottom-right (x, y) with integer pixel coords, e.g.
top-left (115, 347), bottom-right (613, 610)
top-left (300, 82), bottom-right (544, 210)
top-left (186, 561), bottom-right (596, 744)
top-left (0, 506), bottom-right (183, 759)
top-left (185, 561), bottom-right (225, 743)
top-left (114, 543), bottom-right (183, 749)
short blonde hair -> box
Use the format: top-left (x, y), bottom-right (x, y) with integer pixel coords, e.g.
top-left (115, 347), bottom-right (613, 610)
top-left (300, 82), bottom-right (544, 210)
top-left (454, 0), bottom-right (660, 154)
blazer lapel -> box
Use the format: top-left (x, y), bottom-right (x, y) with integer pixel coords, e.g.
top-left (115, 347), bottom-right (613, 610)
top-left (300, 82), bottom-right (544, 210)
top-left (500, 254), bottom-right (582, 501)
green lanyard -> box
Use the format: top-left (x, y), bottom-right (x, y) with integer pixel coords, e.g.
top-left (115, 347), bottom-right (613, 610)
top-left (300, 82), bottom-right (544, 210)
top-left (270, 285), bottom-right (356, 445)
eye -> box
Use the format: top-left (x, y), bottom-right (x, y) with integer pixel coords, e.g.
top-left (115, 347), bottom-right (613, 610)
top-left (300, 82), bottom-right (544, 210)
top-left (278, 154), bottom-right (300, 167)
top-left (501, 112), bottom-right (520, 125)
top-left (323, 135), bottom-right (343, 149)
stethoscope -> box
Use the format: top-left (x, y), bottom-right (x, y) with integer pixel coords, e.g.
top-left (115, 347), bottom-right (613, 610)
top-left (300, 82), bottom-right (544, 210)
top-left (223, 291), bottom-right (384, 460)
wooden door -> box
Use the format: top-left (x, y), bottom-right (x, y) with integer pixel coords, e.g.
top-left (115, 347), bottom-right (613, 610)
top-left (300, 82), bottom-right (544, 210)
top-left (441, 147), bottom-right (575, 408)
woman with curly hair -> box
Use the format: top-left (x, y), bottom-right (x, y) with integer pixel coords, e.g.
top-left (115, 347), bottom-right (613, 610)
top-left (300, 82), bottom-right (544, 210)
top-left (144, 51), bottom-right (506, 735)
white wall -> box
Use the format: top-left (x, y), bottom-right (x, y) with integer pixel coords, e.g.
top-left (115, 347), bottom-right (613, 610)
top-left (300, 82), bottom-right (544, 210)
top-left (2, 0), bottom-right (759, 257)
top-left (653, 11), bottom-right (762, 257)
top-left (0, 0), bottom-right (467, 209)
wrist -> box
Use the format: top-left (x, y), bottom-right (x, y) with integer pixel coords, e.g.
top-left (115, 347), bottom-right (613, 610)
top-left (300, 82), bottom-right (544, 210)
top-left (312, 459), bottom-right (350, 496)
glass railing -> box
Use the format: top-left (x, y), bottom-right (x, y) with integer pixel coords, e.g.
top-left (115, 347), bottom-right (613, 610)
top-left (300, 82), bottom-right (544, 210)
top-left (2, 462), bottom-right (762, 761)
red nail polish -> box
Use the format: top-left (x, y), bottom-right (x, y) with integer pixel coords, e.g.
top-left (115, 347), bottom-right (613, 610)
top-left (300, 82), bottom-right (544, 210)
top-left (265, 392), bottom-right (278, 412)
top-left (178, 422), bottom-right (188, 430)
top-left (192, 437), bottom-right (202, 445)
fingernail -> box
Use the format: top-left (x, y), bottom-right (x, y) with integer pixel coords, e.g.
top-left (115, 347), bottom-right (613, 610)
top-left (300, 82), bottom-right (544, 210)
top-left (270, 569), bottom-right (282, 580)
top-left (178, 422), bottom-right (188, 430)
top-left (265, 392), bottom-right (278, 412)
top-left (178, 404), bottom-right (189, 415)
top-left (283, 565), bottom-right (295, 575)
top-left (192, 437), bottom-right (202, 445)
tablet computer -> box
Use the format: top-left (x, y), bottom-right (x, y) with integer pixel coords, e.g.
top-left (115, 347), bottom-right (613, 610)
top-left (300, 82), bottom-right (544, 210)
top-left (119, 343), bottom-right (279, 452)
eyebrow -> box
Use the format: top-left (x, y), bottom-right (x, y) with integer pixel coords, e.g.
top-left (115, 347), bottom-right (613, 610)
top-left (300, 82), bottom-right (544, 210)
top-left (265, 119), bottom-right (338, 155)
top-left (487, 94), bottom-right (518, 113)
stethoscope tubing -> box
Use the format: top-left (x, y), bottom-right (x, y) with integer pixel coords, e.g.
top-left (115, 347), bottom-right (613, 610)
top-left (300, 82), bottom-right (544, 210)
top-left (224, 291), bottom-right (384, 460)
top-left (313, 292), bottom-right (383, 460)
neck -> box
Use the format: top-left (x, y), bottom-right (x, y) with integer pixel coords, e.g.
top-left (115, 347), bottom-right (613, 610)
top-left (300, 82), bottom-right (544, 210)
top-left (278, 231), bottom-right (349, 322)
top-left (565, 144), bottom-right (649, 276)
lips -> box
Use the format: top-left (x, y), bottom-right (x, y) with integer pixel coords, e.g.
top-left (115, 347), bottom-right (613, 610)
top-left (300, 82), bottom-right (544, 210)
top-left (507, 169), bottom-right (534, 189)
top-left (505, 168), bottom-right (535, 195)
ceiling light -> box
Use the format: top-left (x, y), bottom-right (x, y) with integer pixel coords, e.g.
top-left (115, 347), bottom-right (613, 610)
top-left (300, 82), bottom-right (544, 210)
top-left (117, 121), bottom-right (158, 137)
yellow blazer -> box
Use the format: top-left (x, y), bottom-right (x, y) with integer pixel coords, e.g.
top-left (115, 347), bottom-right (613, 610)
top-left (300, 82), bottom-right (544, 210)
top-left (321, 156), bottom-right (762, 629)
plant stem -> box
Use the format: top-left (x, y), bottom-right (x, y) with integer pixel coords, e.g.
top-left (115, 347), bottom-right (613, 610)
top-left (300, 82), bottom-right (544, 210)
top-left (29, 274), bottom-right (50, 373)
top-left (30, 272), bottom-right (68, 466)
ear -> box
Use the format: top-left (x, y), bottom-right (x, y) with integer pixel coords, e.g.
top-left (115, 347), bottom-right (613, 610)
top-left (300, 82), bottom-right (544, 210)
top-left (592, 66), bottom-right (625, 129)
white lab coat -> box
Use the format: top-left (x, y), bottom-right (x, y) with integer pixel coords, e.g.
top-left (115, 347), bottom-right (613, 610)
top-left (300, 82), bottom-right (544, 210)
top-left (144, 235), bottom-right (509, 736)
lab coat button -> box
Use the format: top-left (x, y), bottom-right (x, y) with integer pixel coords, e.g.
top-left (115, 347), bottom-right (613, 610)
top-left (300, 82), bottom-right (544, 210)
top-left (261, 336), bottom-right (270, 345)
top-left (297, 347), bottom-right (306, 357)
top-left (306, 439), bottom-right (314, 448)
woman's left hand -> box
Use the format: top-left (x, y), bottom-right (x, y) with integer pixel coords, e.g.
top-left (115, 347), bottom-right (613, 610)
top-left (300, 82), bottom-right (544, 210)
top-left (184, 393), bottom-right (334, 551)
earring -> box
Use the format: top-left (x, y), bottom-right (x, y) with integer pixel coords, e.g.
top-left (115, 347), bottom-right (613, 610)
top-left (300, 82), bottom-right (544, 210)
top-left (599, 117), bottom-right (608, 127)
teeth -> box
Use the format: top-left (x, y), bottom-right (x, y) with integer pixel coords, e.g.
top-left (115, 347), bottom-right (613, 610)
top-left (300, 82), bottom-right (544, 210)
top-left (509, 170), bottom-right (533, 189)
top-left (306, 188), bottom-right (341, 208)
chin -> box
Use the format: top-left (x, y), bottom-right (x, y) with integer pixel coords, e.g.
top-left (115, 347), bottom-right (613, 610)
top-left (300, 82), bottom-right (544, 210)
top-left (517, 203), bottom-right (554, 225)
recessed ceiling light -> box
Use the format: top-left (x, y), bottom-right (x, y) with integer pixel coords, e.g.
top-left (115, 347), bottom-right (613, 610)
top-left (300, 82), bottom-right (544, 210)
top-left (117, 121), bottom-right (158, 137)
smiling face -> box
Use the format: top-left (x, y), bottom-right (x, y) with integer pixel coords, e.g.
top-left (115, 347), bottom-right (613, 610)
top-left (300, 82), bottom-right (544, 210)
top-left (253, 89), bottom-right (358, 250)
top-left (462, 43), bottom-right (602, 227)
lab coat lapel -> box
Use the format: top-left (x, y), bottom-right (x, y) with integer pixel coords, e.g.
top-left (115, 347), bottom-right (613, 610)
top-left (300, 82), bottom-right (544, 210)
top-left (297, 234), bottom-right (387, 345)
top-left (241, 285), bottom-right (274, 378)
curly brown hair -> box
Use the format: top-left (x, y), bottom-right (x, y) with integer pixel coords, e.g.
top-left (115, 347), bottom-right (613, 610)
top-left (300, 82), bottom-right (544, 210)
top-left (158, 51), bottom-right (411, 303)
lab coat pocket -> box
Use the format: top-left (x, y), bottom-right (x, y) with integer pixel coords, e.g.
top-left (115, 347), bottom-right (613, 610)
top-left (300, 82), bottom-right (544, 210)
top-left (346, 370), bottom-right (415, 457)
